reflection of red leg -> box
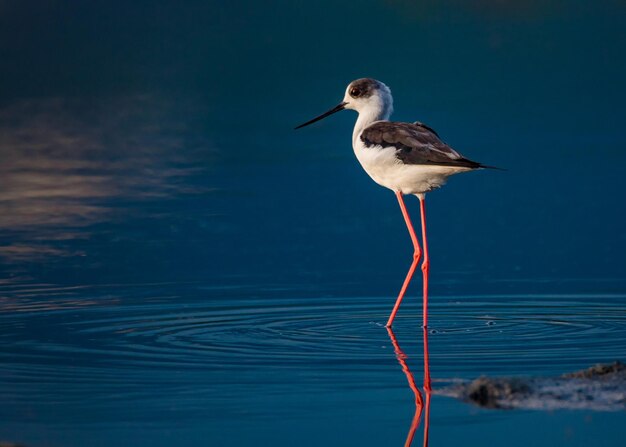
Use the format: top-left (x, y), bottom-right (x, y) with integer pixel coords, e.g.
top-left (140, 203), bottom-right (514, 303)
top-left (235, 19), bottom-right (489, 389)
top-left (418, 195), bottom-right (430, 328)
top-left (422, 391), bottom-right (431, 447)
top-left (387, 191), bottom-right (422, 328)
top-left (422, 327), bottom-right (431, 447)
top-left (406, 401), bottom-right (423, 447)
top-left (387, 328), bottom-right (424, 447)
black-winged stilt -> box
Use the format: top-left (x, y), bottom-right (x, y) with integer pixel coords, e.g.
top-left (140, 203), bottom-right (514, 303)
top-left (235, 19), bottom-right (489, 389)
top-left (296, 78), bottom-right (495, 328)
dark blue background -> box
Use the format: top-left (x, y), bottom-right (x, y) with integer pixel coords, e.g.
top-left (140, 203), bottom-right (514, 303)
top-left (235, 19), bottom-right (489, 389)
top-left (0, 1), bottom-right (624, 446)
top-left (1, 0), bottom-right (624, 286)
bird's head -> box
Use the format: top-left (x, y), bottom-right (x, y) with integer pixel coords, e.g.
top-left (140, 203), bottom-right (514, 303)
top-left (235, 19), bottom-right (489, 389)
top-left (342, 78), bottom-right (393, 116)
top-left (295, 78), bottom-right (393, 129)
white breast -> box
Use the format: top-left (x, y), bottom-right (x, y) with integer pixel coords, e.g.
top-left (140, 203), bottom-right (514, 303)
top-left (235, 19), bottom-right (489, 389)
top-left (352, 138), bottom-right (471, 195)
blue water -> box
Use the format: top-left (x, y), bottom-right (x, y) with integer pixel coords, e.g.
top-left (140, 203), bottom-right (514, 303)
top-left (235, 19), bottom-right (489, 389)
top-left (1, 1), bottom-right (625, 446)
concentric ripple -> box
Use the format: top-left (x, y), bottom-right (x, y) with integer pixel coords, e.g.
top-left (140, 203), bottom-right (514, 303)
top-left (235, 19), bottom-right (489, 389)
top-left (0, 282), bottom-right (625, 421)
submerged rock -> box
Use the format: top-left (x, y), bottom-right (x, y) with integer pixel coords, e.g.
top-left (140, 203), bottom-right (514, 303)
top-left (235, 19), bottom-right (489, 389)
top-left (465, 377), bottom-right (532, 409)
top-left (438, 362), bottom-right (626, 411)
top-left (562, 361), bottom-right (625, 379)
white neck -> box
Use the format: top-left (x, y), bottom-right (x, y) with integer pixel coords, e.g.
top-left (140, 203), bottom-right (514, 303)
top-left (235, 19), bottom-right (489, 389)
top-left (352, 101), bottom-right (393, 146)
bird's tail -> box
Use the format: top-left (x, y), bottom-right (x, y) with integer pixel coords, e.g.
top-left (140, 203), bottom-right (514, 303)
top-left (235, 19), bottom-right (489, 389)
top-left (479, 163), bottom-right (506, 171)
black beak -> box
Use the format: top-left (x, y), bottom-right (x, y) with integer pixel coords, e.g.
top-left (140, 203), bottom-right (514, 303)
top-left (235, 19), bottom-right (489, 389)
top-left (294, 102), bottom-right (347, 129)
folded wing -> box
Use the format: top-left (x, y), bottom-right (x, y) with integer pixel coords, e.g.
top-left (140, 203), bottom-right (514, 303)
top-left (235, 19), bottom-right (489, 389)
top-left (360, 121), bottom-right (482, 169)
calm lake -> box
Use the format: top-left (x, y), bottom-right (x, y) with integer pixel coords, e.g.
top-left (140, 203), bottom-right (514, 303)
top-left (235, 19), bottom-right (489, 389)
top-left (0, 1), bottom-right (625, 446)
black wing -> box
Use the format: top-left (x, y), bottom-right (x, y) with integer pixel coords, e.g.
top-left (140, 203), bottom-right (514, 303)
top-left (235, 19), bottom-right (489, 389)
top-left (360, 121), bottom-right (482, 168)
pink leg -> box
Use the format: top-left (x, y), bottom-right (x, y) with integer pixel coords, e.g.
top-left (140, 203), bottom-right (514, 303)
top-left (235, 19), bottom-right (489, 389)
top-left (418, 195), bottom-right (430, 328)
top-left (386, 191), bottom-right (422, 328)
top-left (422, 327), bottom-right (431, 392)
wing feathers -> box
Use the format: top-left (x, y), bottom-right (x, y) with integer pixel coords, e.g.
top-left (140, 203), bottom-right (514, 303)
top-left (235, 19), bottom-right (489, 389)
top-left (360, 121), bottom-right (481, 168)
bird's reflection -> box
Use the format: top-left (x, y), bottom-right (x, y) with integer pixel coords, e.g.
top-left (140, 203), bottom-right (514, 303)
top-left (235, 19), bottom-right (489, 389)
top-left (387, 328), bottom-right (431, 447)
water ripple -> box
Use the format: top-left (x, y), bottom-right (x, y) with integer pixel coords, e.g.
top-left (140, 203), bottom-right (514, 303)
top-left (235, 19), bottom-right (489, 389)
top-left (1, 288), bottom-right (624, 384)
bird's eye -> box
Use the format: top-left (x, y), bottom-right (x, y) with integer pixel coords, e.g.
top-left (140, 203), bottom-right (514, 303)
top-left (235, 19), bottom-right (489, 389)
top-left (350, 87), bottom-right (361, 98)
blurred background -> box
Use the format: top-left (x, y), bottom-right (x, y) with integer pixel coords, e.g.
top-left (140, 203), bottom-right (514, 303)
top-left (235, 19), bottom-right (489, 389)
top-left (0, 1), bottom-right (625, 446)
top-left (0, 0), bottom-right (624, 287)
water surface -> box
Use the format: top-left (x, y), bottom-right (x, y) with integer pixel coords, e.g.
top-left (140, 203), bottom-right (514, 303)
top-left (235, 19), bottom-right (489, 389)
top-left (1, 282), bottom-right (625, 446)
top-left (0, 1), bottom-right (625, 446)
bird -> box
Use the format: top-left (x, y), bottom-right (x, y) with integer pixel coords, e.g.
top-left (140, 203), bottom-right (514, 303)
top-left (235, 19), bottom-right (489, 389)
top-left (295, 78), bottom-right (496, 328)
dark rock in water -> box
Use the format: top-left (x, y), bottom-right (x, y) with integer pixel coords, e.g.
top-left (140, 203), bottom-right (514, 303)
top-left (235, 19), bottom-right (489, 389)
top-left (562, 361), bottom-right (625, 379)
top-left (437, 361), bottom-right (626, 411)
top-left (466, 377), bottom-right (531, 409)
